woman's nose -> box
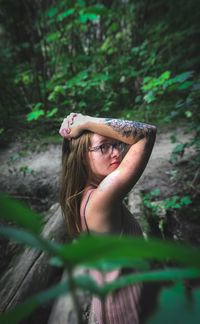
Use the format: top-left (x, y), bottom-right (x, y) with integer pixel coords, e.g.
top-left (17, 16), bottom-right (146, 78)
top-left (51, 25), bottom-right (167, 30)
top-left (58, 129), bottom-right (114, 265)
top-left (111, 146), bottom-right (120, 157)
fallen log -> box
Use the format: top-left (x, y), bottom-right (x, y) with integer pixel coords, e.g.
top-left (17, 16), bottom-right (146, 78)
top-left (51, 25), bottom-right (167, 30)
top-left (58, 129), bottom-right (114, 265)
top-left (0, 203), bottom-right (66, 313)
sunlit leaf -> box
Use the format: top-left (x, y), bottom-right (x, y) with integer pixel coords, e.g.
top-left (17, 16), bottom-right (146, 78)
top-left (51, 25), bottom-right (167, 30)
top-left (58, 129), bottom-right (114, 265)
top-left (159, 71), bottom-right (171, 82)
top-left (27, 109), bottom-right (45, 122)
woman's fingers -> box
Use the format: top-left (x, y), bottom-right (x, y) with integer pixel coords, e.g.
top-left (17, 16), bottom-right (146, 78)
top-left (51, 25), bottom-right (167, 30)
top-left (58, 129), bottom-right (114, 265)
top-left (59, 113), bottom-right (78, 138)
top-left (70, 113), bottom-right (77, 124)
top-left (59, 119), bottom-right (70, 137)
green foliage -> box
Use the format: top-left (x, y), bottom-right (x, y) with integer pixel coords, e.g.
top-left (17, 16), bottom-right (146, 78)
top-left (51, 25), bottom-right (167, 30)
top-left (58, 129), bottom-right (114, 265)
top-left (148, 282), bottom-right (200, 324)
top-left (143, 189), bottom-right (192, 214)
top-left (143, 189), bottom-right (192, 237)
top-left (0, 194), bottom-right (200, 323)
top-left (0, 193), bottom-right (42, 235)
top-left (1, 0), bottom-right (200, 128)
top-left (26, 104), bottom-right (58, 121)
top-left (26, 103), bottom-right (45, 121)
top-left (142, 70), bottom-right (193, 104)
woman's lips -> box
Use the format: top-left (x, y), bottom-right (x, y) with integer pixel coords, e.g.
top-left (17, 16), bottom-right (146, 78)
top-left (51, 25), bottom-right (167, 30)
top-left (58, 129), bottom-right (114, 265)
top-left (110, 161), bottom-right (120, 166)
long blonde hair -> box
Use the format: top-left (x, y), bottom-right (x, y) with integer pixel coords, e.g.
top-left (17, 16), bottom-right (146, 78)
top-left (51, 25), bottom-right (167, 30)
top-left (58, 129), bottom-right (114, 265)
top-left (60, 131), bottom-right (95, 239)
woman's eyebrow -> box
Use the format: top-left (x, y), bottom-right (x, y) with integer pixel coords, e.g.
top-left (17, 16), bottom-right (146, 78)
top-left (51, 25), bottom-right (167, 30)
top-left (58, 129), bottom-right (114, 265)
top-left (92, 139), bottom-right (111, 145)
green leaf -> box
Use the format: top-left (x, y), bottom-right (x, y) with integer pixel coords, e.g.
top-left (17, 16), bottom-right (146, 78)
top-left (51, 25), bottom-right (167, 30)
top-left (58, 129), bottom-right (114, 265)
top-left (47, 7), bottom-right (58, 18)
top-left (26, 109), bottom-right (45, 122)
top-left (104, 268), bottom-right (200, 296)
top-left (46, 31), bottom-right (60, 43)
top-left (0, 193), bottom-right (42, 234)
top-left (180, 196), bottom-right (192, 206)
top-left (172, 143), bottom-right (186, 154)
top-left (147, 283), bottom-right (200, 324)
top-left (65, 71), bottom-right (88, 88)
top-left (58, 235), bottom-right (200, 269)
top-left (46, 107), bottom-right (58, 118)
top-left (75, 268), bottom-right (200, 298)
top-left (150, 188), bottom-right (161, 197)
top-left (185, 110), bottom-right (193, 118)
top-left (83, 5), bottom-right (106, 15)
top-left (0, 281), bottom-right (68, 324)
top-left (79, 12), bottom-right (99, 23)
top-left (54, 85), bottom-right (65, 94)
top-left (0, 227), bottom-right (60, 255)
top-left (173, 71), bottom-right (193, 83)
top-left (0, 127), bottom-right (4, 135)
top-left (57, 9), bottom-right (75, 21)
top-left (178, 81), bottom-right (193, 90)
top-left (144, 91), bottom-right (156, 103)
top-left (159, 71), bottom-right (171, 82)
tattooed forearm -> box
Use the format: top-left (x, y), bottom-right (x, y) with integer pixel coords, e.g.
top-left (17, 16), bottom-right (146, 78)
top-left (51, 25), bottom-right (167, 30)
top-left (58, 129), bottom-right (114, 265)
top-left (105, 118), bottom-right (155, 141)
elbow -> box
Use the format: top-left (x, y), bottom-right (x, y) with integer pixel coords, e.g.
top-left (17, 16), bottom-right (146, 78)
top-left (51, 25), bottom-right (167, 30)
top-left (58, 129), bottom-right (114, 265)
top-left (151, 125), bottom-right (157, 138)
top-left (146, 125), bottom-right (157, 148)
top-left (153, 125), bottom-right (157, 137)
top-left (152, 125), bottom-right (157, 133)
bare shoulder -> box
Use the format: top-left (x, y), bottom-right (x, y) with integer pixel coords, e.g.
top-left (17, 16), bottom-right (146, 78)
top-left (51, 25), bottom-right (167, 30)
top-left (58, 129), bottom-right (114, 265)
top-left (83, 181), bottom-right (123, 233)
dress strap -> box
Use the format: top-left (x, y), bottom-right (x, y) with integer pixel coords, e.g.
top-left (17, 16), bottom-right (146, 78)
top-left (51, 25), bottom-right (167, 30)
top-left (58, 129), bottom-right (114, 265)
top-left (83, 189), bottom-right (94, 234)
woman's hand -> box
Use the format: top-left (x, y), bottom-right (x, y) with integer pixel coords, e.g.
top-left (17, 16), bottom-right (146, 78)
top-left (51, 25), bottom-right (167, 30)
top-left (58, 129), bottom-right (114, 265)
top-left (59, 113), bottom-right (88, 139)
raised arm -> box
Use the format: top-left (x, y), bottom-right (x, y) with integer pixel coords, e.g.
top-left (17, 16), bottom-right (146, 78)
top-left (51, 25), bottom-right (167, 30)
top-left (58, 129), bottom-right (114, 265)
top-left (59, 113), bottom-right (156, 146)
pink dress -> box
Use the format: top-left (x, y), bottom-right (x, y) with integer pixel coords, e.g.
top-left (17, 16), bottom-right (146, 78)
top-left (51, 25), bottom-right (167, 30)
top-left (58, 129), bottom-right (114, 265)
top-left (80, 189), bottom-right (159, 324)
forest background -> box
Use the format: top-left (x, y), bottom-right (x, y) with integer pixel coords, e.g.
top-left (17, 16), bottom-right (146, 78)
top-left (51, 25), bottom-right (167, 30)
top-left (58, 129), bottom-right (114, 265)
top-left (0, 0), bottom-right (200, 323)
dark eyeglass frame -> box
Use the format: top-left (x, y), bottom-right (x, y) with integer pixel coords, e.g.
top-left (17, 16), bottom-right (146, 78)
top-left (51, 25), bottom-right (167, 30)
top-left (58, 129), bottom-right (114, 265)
top-left (88, 141), bottom-right (127, 155)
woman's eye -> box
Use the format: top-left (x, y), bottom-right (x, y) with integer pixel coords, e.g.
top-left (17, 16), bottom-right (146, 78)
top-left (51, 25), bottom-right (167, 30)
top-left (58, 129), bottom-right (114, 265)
top-left (102, 143), bottom-right (109, 149)
top-left (100, 143), bottom-right (111, 153)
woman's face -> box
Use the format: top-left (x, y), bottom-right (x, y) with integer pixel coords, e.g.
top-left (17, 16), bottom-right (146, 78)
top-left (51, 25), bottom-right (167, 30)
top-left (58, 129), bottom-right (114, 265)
top-left (87, 134), bottom-right (124, 181)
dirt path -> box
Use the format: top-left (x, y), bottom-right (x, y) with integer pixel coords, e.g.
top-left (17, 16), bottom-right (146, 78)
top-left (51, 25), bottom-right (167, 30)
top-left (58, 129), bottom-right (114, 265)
top-left (129, 127), bottom-right (192, 205)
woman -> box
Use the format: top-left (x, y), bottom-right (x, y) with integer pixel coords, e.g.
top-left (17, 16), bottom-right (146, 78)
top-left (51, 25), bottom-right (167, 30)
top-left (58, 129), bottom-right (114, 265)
top-left (59, 113), bottom-right (157, 323)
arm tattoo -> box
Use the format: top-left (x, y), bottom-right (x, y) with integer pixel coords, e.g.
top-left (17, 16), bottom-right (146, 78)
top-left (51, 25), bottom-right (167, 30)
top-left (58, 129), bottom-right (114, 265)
top-left (105, 118), bottom-right (155, 141)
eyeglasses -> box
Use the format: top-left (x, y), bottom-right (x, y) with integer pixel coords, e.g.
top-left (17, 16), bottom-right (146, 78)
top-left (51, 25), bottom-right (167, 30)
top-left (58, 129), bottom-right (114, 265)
top-left (89, 142), bottom-right (126, 155)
